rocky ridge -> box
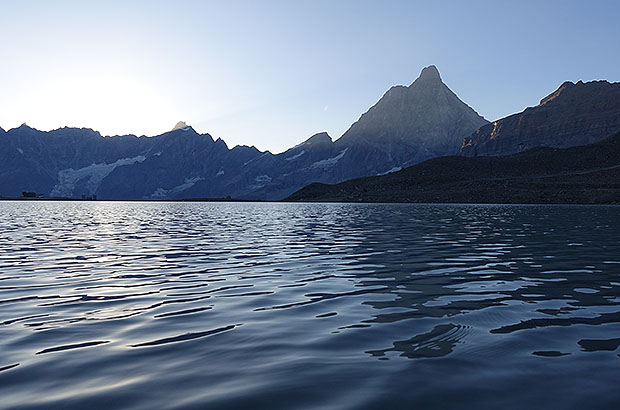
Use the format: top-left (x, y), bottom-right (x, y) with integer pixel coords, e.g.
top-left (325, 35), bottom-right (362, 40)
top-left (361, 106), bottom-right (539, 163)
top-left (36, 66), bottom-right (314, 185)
top-left (461, 80), bottom-right (620, 156)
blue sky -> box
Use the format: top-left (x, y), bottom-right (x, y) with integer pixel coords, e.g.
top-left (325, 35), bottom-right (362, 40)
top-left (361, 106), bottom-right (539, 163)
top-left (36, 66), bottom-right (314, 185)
top-left (0, 0), bottom-right (618, 152)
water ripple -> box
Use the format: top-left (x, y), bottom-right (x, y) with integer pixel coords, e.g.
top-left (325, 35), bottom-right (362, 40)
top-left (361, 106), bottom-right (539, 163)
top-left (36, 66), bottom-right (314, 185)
top-left (0, 202), bottom-right (619, 409)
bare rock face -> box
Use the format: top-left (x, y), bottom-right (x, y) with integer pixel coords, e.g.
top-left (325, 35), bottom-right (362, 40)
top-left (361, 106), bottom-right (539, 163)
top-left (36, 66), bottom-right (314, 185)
top-left (336, 65), bottom-right (489, 174)
top-left (461, 80), bottom-right (620, 157)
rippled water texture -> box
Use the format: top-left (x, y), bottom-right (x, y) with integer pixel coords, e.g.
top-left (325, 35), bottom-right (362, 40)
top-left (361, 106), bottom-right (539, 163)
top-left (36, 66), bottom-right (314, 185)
top-left (1, 202), bottom-right (619, 409)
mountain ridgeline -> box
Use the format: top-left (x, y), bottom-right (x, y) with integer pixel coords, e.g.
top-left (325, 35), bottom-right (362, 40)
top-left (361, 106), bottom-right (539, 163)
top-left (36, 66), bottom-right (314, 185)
top-left (286, 131), bottom-right (620, 204)
top-left (461, 80), bottom-right (620, 156)
top-left (2, 67), bottom-right (620, 202)
top-left (0, 66), bottom-right (487, 200)
top-left (287, 76), bottom-right (620, 203)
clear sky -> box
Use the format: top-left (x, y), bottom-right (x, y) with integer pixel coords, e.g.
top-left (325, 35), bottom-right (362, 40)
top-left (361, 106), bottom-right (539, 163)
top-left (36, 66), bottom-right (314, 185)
top-left (1, 0), bottom-right (619, 153)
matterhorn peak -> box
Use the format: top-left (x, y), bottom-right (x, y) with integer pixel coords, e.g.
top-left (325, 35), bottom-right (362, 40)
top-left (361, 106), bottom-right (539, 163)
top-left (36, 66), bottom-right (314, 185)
top-left (171, 121), bottom-right (189, 131)
top-left (416, 65), bottom-right (442, 82)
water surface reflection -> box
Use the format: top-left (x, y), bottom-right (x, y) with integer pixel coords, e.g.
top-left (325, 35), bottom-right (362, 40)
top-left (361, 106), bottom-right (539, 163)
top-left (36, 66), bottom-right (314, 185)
top-left (0, 202), bottom-right (619, 409)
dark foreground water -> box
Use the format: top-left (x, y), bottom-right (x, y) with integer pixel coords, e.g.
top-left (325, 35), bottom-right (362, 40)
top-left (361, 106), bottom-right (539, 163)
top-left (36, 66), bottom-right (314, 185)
top-left (1, 202), bottom-right (619, 409)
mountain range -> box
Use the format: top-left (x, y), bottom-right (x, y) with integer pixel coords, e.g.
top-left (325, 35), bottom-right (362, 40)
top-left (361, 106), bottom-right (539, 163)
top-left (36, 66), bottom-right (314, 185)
top-left (286, 131), bottom-right (620, 204)
top-left (1, 66), bottom-right (619, 202)
top-left (0, 66), bottom-right (487, 200)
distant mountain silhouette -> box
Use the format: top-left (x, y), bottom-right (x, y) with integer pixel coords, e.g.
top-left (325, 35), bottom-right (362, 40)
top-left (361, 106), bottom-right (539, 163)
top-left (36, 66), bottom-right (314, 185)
top-left (0, 124), bottom-right (147, 198)
top-left (286, 131), bottom-right (620, 204)
top-left (0, 66), bottom-right (488, 200)
top-left (96, 126), bottom-right (263, 200)
top-left (461, 80), bottom-right (620, 156)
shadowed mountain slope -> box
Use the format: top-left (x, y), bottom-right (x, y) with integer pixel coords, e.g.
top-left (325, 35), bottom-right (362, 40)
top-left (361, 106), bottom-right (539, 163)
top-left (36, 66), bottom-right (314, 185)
top-left (337, 65), bottom-right (488, 169)
top-left (286, 131), bottom-right (620, 204)
top-left (461, 80), bottom-right (620, 157)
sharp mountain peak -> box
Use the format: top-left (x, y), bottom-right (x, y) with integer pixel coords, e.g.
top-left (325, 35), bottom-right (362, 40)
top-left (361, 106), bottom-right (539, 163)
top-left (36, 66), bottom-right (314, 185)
top-left (415, 65), bottom-right (442, 83)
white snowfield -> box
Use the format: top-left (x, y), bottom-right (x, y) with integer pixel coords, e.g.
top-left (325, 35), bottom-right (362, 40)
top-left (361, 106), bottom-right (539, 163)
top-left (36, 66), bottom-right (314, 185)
top-left (50, 155), bottom-right (146, 197)
top-left (378, 166), bottom-right (402, 176)
top-left (310, 148), bottom-right (348, 170)
top-left (148, 177), bottom-right (205, 199)
top-left (285, 150), bottom-right (305, 161)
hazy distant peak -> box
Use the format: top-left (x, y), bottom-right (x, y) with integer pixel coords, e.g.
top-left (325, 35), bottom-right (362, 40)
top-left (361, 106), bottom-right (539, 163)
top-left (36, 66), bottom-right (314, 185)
top-left (172, 121), bottom-right (189, 131)
top-left (415, 65), bottom-right (442, 82)
top-left (304, 132), bottom-right (332, 145)
top-left (14, 123), bottom-right (36, 132)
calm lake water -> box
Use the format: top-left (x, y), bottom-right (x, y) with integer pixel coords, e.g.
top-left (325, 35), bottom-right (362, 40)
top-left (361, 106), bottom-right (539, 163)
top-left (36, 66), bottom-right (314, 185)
top-left (1, 201), bottom-right (619, 409)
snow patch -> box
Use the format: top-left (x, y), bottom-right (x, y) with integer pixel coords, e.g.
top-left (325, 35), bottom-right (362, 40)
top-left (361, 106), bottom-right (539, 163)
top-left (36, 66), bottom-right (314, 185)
top-left (255, 175), bottom-right (272, 183)
top-left (250, 174), bottom-right (272, 190)
top-left (286, 150), bottom-right (305, 161)
top-left (378, 166), bottom-right (402, 176)
top-left (153, 151), bottom-right (162, 157)
top-left (148, 177), bottom-right (205, 199)
top-left (310, 148), bottom-right (348, 170)
top-left (50, 155), bottom-right (146, 197)
top-left (216, 170), bottom-right (225, 176)
top-left (244, 151), bottom-right (270, 166)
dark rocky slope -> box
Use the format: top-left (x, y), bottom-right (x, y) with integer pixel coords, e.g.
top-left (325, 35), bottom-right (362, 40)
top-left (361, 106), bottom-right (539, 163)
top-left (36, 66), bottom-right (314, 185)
top-left (286, 131), bottom-right (620, 204)
top-left (461, 80), bottom-right (620, 157)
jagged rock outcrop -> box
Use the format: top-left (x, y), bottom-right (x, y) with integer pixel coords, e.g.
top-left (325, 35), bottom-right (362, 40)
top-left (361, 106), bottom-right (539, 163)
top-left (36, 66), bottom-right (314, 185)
top-left (461, 80), bottom-right (620, 157)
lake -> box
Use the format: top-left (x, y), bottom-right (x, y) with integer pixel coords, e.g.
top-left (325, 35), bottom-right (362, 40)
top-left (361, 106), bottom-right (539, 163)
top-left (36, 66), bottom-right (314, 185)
top-left (1, 201), bottom-right (619, 409)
